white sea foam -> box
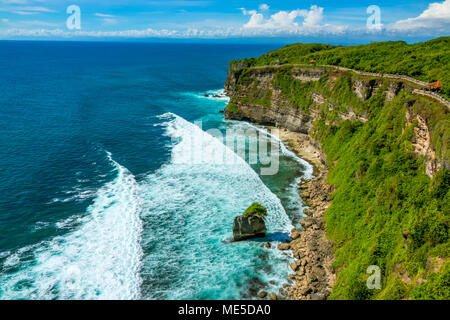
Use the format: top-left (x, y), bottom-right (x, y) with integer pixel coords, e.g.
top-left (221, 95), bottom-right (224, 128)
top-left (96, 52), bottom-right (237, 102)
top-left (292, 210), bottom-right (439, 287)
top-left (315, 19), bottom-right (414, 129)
top-left (0, 153), bottom-right (143, 300)
top-left (157, 113), bottom-right (292, 233)
top-left (48, 187), bottom-right (97, 204)
top-left (55, 215), bottom-right (83, 230)
top-left (1, 112), bottom-right (299, 300)
top-left (3, 254), bottom-right (20, 268)
top-left (204, 89), bottom-right (230, 101)
top-left (33, 221), bottom-right (51, 231)
top-left (231, 121), bottom-right (314, 180)
top-left (0, 251), bottom-right (11, 260)
top-left (139, 113), bottom-right (293, 299)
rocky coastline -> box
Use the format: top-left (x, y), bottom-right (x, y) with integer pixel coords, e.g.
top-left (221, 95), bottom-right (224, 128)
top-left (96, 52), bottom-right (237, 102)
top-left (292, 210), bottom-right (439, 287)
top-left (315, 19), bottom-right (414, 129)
top-left (266, 129), bottom-right (335, 300)
top-left (223, 65), bottom-right (339, 300)
top-left (232, 123), bottom-right (337, 300)
top-left (268, 129), bottom-right (336, 300)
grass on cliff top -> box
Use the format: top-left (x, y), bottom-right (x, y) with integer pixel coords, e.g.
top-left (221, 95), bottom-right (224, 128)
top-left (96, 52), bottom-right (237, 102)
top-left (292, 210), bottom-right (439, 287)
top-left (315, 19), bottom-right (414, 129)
top-left (243, 202), bottom-right (267, 218)
top-left (232, 37), bottom-right (450, 99)
top-left (312, 89), bottom-right (449, 300)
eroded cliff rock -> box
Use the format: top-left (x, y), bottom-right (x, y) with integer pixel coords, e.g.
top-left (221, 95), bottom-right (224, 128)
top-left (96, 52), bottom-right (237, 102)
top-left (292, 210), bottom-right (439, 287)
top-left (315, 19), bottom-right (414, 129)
top-left (233, 202), bottom-right (267, 241)
top-left (225, 64), bottom-right (447, 178)
top-left (224, 61), bottom-right (449, 300)
top-left (406, 108), bottom-right (446, 178)
top-left (225, 67), bottom-right (374, 133)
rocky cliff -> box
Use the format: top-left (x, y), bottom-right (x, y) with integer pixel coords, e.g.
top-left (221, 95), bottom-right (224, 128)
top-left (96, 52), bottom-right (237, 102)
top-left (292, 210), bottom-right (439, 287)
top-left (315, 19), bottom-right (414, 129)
top-left (225, 65), bottom-right (323, 133)
top-left (224, 60), bottom-right (450, 300)
top-left (224, 63), bottom-right (448, 178)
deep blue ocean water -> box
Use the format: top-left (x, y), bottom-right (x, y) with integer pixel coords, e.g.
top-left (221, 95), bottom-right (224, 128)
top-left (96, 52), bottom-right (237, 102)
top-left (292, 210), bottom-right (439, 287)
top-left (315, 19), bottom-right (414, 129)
top-left (0, 42), bottom-right (311, 299)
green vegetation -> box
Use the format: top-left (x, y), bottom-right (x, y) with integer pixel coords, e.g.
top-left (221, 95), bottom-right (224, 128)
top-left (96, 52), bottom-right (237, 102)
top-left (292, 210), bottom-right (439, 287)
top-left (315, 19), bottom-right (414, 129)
top-left (272, 69), bottom-right (314, 112)
top-left (227, 97), bottom-right (240, 113)
top-left (270, 69), bottom-right (373, 115)
top-left (228, 37), bottom-right (450, 299)
top-left (311, 89), bottom-right (449, 300)
top-left (411, 261), bottom-right (450, 299)
top-left (232, 72), bottom-right (273, 108)
top-left (243, 202), bottom-right (268, 218)
top-left (232, 37), bottom-right (450, 99)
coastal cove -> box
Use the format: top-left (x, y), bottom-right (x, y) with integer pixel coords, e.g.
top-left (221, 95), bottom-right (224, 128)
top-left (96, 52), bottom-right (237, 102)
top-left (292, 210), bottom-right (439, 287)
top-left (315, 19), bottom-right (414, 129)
top-left (223, 38), bottom-right (450, 300)
top-left (0, 39), bottom-right (448, 301)
top-left (225, 120), bottom-right (335, 300)
top-left (0, 42), bottom-right (315, 300)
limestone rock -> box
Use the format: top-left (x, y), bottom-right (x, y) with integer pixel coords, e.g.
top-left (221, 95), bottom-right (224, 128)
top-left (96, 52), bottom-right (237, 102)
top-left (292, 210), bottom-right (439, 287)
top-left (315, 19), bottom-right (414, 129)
top-left (278, 243), bottom-right (291, 250)
top-left (233, 203), bottom-right (267, 241)
top-left (291, 230), bottom-right (301, 240)
top-left (233, 215), bottom-right (267, 241)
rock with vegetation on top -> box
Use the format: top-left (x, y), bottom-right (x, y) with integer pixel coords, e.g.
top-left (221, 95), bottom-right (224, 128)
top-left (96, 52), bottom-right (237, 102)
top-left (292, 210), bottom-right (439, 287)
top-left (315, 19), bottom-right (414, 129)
top-left (233, 202), bottom-right (267, 241)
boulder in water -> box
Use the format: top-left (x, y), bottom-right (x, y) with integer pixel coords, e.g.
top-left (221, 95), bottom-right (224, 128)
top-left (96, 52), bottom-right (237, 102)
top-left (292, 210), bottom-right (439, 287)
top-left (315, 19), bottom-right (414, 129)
top-left (233, 202), bottom-right (267, 241)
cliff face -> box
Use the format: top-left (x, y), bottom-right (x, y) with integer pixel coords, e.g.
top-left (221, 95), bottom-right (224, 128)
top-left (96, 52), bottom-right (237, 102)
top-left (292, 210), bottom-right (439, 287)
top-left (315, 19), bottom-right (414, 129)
top-left (224, 63), bottom-right (448, 177)
top-left (225, 66), bottom-right (320, 133)
top-left (225, 64), bottom-right (402, 129)
top-left (224, 61), bottom-right (450, 300)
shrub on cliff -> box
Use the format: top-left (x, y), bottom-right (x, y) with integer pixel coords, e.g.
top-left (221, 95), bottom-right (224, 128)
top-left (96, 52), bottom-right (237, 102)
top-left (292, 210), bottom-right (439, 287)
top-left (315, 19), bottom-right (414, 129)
top-left (411, 261), bottom-right (450, 300)
top-left (243, 202), bottom-right (267, 218)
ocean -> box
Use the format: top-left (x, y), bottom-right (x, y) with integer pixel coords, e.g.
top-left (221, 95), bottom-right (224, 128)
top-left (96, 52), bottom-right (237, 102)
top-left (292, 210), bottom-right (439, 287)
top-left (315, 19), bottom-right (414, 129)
top-left (0, 41), bottom-right (311, 300)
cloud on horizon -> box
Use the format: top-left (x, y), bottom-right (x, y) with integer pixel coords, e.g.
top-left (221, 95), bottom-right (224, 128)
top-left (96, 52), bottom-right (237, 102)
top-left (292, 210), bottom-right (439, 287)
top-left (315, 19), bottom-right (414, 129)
top-left (0, 1), bottom-right (449, 39)
top-left (241, 5), bottom-right (324, 30)
top-left (391, 0), bottom-right (450, 31)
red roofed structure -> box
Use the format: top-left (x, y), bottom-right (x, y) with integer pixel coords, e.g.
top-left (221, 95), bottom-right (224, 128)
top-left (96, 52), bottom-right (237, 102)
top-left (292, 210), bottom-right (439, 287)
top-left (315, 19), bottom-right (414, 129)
top-left (427, 81), bottom-right (442, 89)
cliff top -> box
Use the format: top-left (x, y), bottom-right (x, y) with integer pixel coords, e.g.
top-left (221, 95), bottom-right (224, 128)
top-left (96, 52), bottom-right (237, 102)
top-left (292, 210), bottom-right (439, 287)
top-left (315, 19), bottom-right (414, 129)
top-left (230, 37), bottom-right (450, 99)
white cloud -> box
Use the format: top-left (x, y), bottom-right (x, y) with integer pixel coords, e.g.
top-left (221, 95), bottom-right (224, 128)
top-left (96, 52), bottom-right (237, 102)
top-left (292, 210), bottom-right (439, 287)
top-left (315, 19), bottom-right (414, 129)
top-left (102, 18), bottom-right (118, 25)
top-left (1, 18), bottom-right (8, 23)
top-left (303, 5), bottom-right (323, 27)
top-left (6, 6), bottom-right (56, 15)
top-left (95, 13), bottom-right (115, 18)
top-left (20, 20), bottom-right (57, 27)
top-left (1, 0), bottom-right (29, 4)
top-left (240, 4), bottom-right (331, 35)
top-left (95, 13), bottom-right (118, 25)
top-left (1, 22), bottom-right (348, 39)
top-left (2, 1), bottom-right (448, 39)
top-left (392, 0), bottom-right (450, 31)
top-left (259, 4), bottom-right (270, 11)
top-left (16, 6), bottom-right (55, 13)
top-left (2, 28), bottom-right (184, 38)
top-left (14, 11), bottom-right (38, 15)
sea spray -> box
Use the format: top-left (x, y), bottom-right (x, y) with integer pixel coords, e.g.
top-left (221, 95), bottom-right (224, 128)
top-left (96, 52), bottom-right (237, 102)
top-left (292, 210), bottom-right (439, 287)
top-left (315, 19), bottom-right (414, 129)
top-left (0, 152), bottom-right (143, 300)
top-left (139, 113), bottom-right (293, 299)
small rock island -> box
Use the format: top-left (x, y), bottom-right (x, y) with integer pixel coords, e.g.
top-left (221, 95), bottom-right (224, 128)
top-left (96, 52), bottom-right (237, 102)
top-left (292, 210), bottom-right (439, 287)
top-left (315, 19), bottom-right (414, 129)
top-left (233, 202), bottom-right (267, 241)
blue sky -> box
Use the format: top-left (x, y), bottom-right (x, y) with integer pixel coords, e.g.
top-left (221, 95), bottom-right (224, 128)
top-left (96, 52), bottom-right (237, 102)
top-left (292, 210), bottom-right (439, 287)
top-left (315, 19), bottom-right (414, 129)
top-left (0, 0), bottom-right (449, 42)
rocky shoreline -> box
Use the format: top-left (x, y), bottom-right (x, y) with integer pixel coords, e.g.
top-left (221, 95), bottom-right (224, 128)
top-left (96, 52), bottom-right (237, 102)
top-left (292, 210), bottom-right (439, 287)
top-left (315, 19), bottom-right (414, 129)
top-left (273, 129), bottom-right (336, 300)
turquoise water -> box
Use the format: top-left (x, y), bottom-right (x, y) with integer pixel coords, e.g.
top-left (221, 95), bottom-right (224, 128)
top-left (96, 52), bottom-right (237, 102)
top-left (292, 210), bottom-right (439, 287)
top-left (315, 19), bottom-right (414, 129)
top-left (0, 42), bottom-right (311, 299)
